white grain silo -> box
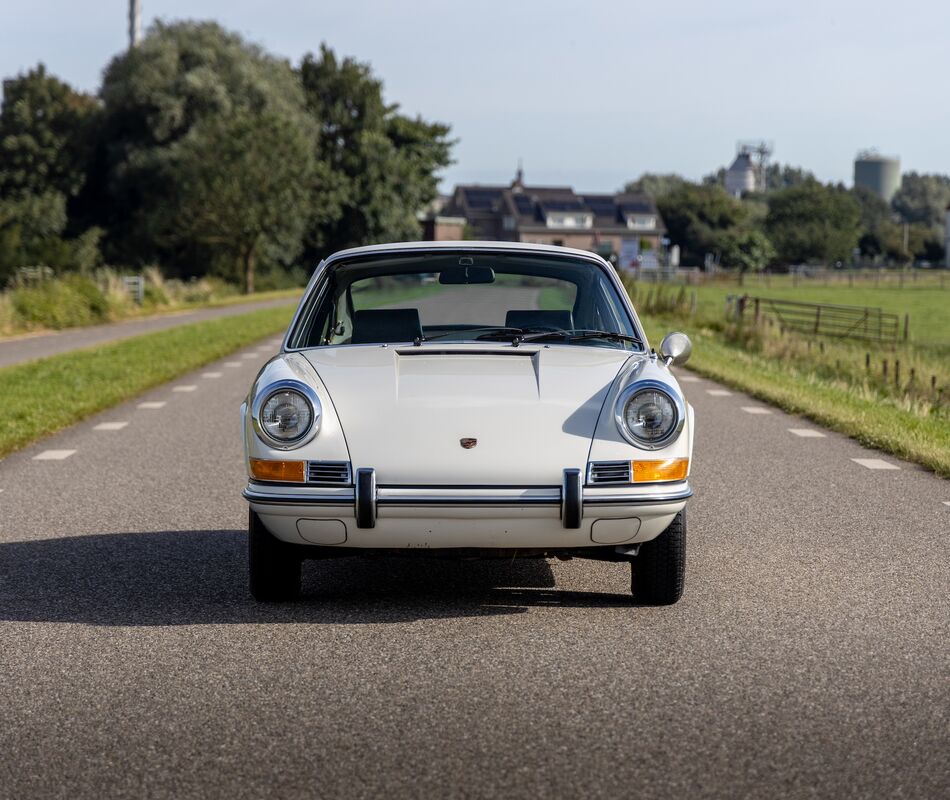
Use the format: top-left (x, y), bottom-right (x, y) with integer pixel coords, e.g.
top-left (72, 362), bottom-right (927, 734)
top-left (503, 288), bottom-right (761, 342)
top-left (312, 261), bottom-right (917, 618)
top-left (854, 151), bottom-right (901, 202)
top-left (724, 151), bottom-right (756, 198)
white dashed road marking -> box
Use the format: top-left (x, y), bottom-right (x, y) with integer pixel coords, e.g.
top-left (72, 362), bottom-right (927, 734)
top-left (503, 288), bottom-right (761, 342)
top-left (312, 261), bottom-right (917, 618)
top-left (173, 385), bottom-right (197, 393)
top-left (706, 389), bottom-right (732, 397)
top-left (256, 345), bottom-right (272, 352)
top-left (943, 501), bottom-right (950, 507)
top-left (241, 353), bottom-right (258, 359)
top-left (788, 428), bottom-right (826, 438)
top-left (138, 401), bottom-right (167, 409)
top-left (202, 372), bottom-right (223, 379)
top-left (34, 450), bottom-right (76, 461)
top-left (224, 362), bottom-right (243, 368)
top-left (851, 458), bottom-right (899, 470)
top-left (678, 376), bottom-right (701, 383)
top-left (741, 407), bottom-right (772, 415)
top-left (94, 422), bottom-right (129, 431)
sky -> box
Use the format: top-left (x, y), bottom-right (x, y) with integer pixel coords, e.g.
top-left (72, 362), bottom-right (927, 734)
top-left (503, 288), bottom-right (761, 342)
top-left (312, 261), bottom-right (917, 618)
top-left (1, 0), bottom-right (947, 193)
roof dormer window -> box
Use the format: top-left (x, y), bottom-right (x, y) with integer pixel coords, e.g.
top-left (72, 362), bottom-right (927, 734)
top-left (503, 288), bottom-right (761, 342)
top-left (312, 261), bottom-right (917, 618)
top-left (626, 214), bottom-right (655, 230)
top-left (546, 212), bottom-right (593, 229)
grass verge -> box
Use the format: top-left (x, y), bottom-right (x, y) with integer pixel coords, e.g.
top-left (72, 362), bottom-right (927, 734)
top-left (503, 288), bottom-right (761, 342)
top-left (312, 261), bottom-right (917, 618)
top-left (0, 306), bottom-right (293, 459)
top-left (639, 315), bottom-right (950, 477)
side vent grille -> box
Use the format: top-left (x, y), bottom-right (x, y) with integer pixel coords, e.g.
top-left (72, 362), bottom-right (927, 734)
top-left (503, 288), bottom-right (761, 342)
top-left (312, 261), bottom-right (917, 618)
top-left (587, 460), bottom-right (632, 485)
top-left (307, 461), bottom-right (352, 485)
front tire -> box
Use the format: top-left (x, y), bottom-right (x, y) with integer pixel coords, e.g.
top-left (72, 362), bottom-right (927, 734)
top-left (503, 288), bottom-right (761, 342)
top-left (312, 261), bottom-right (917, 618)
top-left (248, 509), bottom-right (301, 601)
top-left (630, 510), bottom-right (686, 605)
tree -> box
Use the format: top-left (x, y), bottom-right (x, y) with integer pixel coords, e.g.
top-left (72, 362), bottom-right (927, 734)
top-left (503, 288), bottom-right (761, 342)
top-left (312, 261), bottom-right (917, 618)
top-left (891, 172), bottom-right (950, 231)
top-left (715, 229), bottom-right (776, 273)
top-left (656, 184), bottom-right (750, 265)
top-left (165, 113), bottom-right (315, 292)
top-left (764, 164), bottom-right (816, 191)
top-left (622, 173), bottom-right (689, 200)
top-left (92, 21), bottom-right (320, 271)
top-left (0, 64), bottom-right (98, 200)
top-left (850, 185), bottom-right (893, 258)
top-left (298, 45), bottom-right (453, 256)
top-left (766, 181), bottom-right (861, 264)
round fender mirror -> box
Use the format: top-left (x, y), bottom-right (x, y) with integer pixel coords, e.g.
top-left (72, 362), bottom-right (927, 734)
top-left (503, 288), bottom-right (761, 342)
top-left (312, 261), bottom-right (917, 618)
top-left (659, 332), bottom-right (692, 367)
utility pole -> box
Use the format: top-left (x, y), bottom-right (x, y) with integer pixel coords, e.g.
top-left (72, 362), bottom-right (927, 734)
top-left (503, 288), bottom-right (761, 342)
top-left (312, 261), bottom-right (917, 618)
top-left (129, 0), bottom-right (142, 50)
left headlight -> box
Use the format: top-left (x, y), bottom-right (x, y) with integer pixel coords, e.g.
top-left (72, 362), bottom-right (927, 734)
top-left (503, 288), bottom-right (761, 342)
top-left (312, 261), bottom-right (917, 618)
top-left (614, 380), bottom-right (685, 450)
top-left (252, 380), bottom-right (321, 449)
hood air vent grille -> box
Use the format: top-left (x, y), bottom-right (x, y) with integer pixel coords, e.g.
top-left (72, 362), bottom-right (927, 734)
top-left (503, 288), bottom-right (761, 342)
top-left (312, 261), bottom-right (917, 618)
top-left (587, 460), bottom-right (632, 485)
top-left (307, 461), bottom-right (352, 485)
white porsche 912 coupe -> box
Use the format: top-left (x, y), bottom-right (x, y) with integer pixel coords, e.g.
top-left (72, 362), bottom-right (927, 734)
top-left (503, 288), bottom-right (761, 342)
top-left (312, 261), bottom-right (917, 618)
top-left (241, 241), bottom-right (694, 604)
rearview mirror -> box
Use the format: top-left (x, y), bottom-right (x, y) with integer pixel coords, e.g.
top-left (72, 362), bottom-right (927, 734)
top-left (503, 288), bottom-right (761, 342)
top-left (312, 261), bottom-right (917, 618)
top-left (659, 332), bottom-right (692, 367)
top-left (439, 266), bottom-right (496, 285)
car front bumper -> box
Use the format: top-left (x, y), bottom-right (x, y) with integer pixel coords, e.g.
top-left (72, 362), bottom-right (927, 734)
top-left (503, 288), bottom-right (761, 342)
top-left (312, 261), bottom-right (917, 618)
top-left (243, 475), bottom-right (691, 550)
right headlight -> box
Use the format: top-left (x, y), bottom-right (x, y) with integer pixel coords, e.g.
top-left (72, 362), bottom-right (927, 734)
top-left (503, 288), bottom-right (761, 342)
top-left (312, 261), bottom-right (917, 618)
top-left (614, 380), bottom-right (685, 449)
top-left (251, 379), bottom-right (321, 449)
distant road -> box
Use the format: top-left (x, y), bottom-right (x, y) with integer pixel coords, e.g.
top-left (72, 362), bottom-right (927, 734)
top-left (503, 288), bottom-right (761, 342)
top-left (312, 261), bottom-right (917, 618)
top-left (0, 296), bottom-right (299, 369)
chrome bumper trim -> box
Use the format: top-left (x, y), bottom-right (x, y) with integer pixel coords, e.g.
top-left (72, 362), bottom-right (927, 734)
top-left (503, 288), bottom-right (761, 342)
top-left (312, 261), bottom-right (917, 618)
top-left (244, 484), bottom-right (692, 508)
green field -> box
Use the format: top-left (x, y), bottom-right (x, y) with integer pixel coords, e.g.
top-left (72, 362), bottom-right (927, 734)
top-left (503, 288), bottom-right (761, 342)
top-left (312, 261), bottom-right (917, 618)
top-left (679, 278), bottom-right (950, 348)
top-left (631, 274), bottom-right (950, 476)
top-left (0, 306), bottom-right (293, 458)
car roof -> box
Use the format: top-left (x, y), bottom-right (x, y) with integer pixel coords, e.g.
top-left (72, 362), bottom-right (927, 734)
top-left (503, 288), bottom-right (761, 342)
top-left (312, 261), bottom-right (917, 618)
top-left (323, 240), bottom-right (609, 266)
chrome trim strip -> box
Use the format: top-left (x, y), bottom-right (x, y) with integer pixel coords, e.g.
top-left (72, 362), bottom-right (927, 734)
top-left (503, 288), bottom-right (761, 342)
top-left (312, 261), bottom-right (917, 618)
top-left (585, 488), bottom-right (692, 505)
top-left (243, 486), bottom-right (691, 507)
top-left (378, 497), bottom-right (560, 506)
top-left (243, 488), bottom-right (353, 505)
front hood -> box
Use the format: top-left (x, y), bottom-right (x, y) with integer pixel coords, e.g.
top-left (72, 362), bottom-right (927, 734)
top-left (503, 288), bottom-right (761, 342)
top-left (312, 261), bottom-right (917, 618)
top-left (304, 344), bottom-right (636, 485)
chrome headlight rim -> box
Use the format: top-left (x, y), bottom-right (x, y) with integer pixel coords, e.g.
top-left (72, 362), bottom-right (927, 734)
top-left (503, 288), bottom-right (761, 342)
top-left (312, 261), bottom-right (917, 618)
top-left (251, 379), bottom-right (321, 450)
top-left (614, 379), bottom-right (686, 450)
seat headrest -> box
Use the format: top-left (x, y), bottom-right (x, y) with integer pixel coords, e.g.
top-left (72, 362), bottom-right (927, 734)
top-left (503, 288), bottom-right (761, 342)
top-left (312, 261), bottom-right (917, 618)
top-left (350, 309), bottom-right (423, 344)
top-left (505, 310), bottom-right (574, 332)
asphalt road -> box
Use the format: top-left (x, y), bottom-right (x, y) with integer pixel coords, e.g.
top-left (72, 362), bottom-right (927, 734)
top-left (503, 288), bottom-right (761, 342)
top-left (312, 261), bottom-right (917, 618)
top-left (0, 339), bottom-right (947, 799)
top-left (0, 296), bottom-right (298, 369)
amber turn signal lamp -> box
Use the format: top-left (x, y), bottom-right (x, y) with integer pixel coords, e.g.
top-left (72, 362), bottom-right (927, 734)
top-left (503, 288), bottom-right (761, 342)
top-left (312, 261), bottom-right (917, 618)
top-left (632, 458), bottom-right (689, 483)
top-left (249, 458), bottom-right (306, 483)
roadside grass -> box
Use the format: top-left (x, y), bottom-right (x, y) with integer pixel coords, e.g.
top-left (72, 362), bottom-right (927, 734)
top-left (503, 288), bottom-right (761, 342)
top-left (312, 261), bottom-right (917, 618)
top-left (194, 287), bottom-right (301, 309)
top-left (0, 285), bottom-right (301, 341)
top-left (636, 305), bottom-right (950, 477)
top-left (0, 306), bottom-right (293, 459)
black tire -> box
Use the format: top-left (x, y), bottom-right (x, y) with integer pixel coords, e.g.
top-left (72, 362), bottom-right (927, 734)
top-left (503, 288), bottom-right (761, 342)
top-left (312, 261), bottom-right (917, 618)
top-left (630, 510), bottom-right (686, 605)
top-left (248, 509), bottom-right (301, 601)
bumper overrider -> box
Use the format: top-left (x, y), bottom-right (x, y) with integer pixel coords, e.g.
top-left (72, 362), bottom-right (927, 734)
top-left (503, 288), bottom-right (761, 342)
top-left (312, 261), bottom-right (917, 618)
top-left (243, 467), bottom-right (691, 550)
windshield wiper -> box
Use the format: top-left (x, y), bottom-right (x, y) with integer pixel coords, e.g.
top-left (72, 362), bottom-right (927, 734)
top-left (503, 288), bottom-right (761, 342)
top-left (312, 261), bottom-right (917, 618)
top-left (418, 326), bottom-right (525, 343)
top-left (518, 328), bottom-right (645, 347)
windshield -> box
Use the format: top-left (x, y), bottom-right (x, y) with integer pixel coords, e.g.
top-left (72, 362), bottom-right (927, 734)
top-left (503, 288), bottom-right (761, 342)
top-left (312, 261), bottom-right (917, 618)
top-left (288, 251), bottom-right (643, 351)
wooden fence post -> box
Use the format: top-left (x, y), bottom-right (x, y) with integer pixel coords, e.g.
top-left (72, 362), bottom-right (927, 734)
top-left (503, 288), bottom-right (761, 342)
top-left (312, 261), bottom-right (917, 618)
top-left (903, 314), bottom-right (909, 342)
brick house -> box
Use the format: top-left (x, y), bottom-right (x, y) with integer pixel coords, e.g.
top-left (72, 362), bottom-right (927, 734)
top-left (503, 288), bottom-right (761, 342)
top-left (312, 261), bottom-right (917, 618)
top-left (423, 169), bottom-right (666, 267)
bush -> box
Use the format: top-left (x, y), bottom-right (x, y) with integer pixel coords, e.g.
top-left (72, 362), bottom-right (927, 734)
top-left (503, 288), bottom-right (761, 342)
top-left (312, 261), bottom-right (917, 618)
top-left (10, 275), bottom-right (111, 329)
top-left (254, 266), bottom-right (307, 291)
